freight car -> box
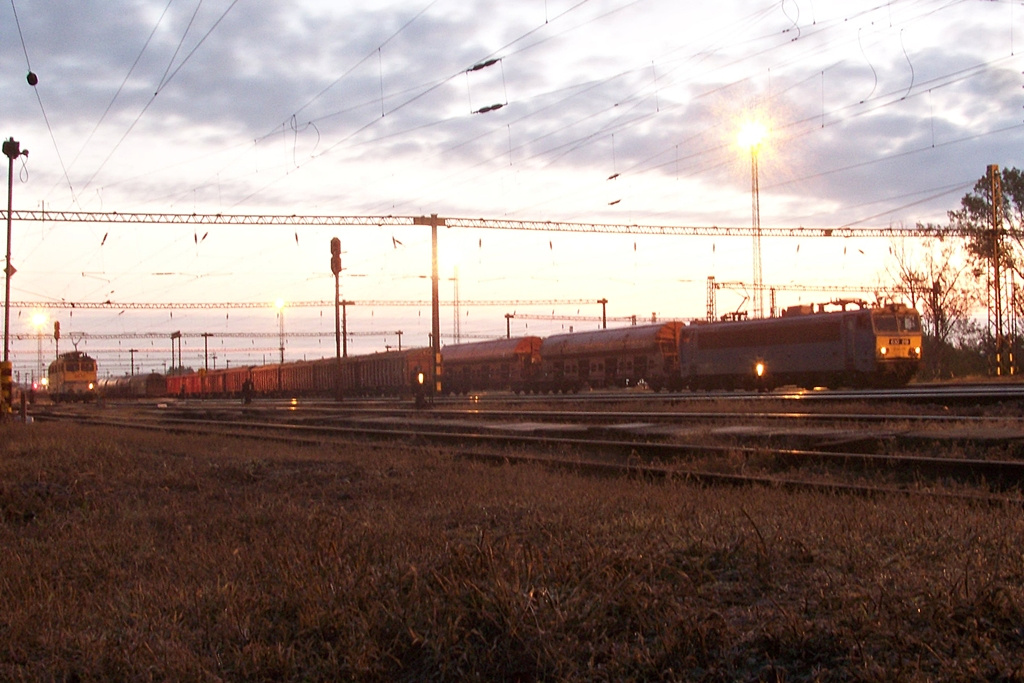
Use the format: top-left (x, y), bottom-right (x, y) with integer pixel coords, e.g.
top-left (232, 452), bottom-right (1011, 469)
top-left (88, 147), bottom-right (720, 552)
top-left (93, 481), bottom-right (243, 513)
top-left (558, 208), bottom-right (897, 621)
top-left (46, 351), bottom-right (98, 403)
top-left (533, 322), bottom-right (685, 393)
top-left (441, 336), bottom-right (542, 394)
top-left (97, 372), bottom-right (168, 399)
top-left (164, 347), bottom-right (433, 400)
top-left (342, 347), bottom-right (433, 397)
top-left (679, 302), bottom-right (922, 391)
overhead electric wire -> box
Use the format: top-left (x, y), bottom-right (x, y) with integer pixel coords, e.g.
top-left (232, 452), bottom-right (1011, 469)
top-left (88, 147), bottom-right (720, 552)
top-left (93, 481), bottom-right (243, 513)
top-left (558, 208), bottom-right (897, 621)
top-left (225, 0), bottom-right (614, 209)
top-left (49, 0), bottom-right (175, 205)
top-left (8, 0), bottom-right (75, 199)
top-left (74, 0), bottom-right (241, 203)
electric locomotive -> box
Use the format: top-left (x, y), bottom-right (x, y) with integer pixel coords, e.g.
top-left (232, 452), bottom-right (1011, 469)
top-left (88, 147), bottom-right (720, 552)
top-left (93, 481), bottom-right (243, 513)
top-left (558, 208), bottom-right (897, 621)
top-left (679, 302), bottom-right (922, 391)
top-left (47, 351), bottom-right (98, 402)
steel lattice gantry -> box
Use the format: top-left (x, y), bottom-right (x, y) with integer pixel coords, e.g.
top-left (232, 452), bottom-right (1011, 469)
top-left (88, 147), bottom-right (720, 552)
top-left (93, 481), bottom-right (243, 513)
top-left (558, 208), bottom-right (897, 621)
top-left (1, 209), bottom-right (946, 237)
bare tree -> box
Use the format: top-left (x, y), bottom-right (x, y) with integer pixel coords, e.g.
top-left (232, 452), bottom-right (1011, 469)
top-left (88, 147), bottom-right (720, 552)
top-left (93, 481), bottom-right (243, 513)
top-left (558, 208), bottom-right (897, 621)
top-left (887, 234), bottom-right (982, 377)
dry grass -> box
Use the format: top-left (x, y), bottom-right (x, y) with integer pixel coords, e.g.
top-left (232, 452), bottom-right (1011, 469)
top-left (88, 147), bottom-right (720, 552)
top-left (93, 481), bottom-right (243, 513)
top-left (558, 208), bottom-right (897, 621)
top-left (2, 424), bottom-right (1024, 681)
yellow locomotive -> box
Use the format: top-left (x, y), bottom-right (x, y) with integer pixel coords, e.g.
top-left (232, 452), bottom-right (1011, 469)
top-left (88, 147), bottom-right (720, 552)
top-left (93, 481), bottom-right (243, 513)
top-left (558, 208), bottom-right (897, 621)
top-left (47, 351), bottom-right (98, 403)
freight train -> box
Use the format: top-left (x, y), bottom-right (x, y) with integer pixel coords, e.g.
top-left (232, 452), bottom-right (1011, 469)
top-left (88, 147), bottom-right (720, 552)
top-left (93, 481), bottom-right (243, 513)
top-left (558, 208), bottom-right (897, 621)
top-left (47, 351), bottom-right (98, 403)
top-left (97, 301), bottom-right (922, 401)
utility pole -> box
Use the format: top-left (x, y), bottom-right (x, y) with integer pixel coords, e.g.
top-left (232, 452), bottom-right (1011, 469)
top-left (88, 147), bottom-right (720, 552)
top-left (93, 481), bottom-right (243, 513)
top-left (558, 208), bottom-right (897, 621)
top-left (331, 237), bottom-right (342, 359)
top-left (331, 237), bottom-right (342, 399)
top-left (342, 300), bottom-right (352, 357)
top-left (414, 214), bottom-right (444, 399)
top-left (202, 333), bottom-right (212, 371)
top-left (987, 164), bottom-right (1015, 376)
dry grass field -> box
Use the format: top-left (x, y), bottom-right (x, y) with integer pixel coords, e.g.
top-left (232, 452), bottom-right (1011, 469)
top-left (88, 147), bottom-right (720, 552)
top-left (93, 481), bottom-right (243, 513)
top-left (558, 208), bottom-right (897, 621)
top-left (2, 422), bottom-right (1023, 681)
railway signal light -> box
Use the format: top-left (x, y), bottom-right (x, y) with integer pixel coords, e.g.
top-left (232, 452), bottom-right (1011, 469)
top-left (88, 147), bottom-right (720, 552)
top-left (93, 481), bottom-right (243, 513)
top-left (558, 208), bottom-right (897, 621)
top-left (330, 237), bottom-right (342, 275)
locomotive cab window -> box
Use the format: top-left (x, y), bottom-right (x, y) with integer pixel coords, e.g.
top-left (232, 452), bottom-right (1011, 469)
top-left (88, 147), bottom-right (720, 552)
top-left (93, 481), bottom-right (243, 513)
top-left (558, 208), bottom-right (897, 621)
top-left (900, 315), bottom-right (920, 332)
top-left (872, 314), bottom-right (899, 332)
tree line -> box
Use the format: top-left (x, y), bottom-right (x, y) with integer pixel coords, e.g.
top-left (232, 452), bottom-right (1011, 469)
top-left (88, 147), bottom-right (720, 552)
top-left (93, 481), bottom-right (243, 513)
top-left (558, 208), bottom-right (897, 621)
top-left (886, 167), bottom-right (1023, 380)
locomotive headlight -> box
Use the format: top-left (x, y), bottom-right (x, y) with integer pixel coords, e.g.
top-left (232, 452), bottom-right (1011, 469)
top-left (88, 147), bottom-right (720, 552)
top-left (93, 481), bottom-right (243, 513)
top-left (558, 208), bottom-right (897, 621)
top-left (879, 346), bottom-right (888, 356)
top-left (88, 382), bottom-right (95, 390)
top-left (417, 372), bottom-right (425, 386)
top-left (755, 361), bottom-right (766, 378)
top-left (914, 346), bottom-right (921, 357)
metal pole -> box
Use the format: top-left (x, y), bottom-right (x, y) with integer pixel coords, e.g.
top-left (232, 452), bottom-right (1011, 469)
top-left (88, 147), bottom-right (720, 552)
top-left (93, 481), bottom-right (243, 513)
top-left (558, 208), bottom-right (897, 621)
top-left (278, 308), bottom-right (285, 364)
top-left (431, 216), bottom-right (441, 397)
top-left (342, 301), bottom-right (350, 358)
top-left (751, 150), bottom-right (763, 319)
top-left (3, 140), bottom-right (17, 364)
top-left (334, 272), bottom-right (341, 361)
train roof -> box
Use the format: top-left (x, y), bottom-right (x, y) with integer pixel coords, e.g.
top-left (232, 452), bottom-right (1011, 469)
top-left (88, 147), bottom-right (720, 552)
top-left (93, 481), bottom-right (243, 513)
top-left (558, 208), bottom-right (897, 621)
top-left (688, 303), bottom-right (919, 334)
top-left (441, 336), bottom-right (541, 362)
top-left (540, 321), bottom-right (683, 356)
top-left (54, 350), bottom-right (96, 360)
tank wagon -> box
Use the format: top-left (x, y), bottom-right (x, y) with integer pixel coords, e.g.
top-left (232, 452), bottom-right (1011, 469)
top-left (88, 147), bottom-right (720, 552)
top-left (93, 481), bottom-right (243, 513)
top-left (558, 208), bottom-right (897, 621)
top-left (47, 351), bottom-right (98, 403)
top-left (535, 321), bottom-right (684, 393)
top-left (441, 336), bottom-right (542, 394)
top-left (98, 372), bottom-right (168, 399)
top-left (679, 302), bottom-right (922, 390)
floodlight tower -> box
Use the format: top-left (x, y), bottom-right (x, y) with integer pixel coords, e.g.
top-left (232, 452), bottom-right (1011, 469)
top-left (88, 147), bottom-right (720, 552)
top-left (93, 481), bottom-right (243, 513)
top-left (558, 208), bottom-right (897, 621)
top-left (738, 121), bottom-right (766, 318)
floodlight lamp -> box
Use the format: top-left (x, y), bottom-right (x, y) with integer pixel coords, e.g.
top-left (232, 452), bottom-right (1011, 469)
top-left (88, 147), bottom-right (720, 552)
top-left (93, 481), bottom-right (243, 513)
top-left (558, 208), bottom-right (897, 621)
top-left (737, 120), bottom-right (767, 152)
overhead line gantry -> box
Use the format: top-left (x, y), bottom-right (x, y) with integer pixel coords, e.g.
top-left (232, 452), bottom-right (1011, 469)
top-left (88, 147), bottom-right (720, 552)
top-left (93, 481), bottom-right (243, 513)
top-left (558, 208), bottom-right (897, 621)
top-left (2, 210), bottom-right (945, 238)
top-left (11, 298), bottom-right (599, 310)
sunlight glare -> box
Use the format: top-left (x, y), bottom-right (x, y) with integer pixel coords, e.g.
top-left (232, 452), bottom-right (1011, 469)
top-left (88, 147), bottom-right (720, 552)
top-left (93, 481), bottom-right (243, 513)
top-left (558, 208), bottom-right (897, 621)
top-left (737, 120), bottom-right (768, 152)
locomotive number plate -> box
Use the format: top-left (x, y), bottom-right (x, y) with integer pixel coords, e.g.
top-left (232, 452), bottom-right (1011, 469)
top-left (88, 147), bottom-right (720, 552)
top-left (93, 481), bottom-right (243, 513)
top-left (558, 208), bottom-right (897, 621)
top-left (887, 338), bottom-right (911, 345)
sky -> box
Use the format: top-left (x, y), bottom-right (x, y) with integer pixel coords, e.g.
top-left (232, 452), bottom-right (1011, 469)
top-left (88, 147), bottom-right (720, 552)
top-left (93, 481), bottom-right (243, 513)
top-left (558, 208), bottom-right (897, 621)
top-left (1, 0), bottom-right (1022, 380)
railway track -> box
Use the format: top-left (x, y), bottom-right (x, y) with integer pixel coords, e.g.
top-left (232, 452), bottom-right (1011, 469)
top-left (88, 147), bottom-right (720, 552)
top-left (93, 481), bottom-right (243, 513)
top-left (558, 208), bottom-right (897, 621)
top-left (429, 381), bottom-right (1024, 407)
top-left (33, 401), bottom-right (1024, 503)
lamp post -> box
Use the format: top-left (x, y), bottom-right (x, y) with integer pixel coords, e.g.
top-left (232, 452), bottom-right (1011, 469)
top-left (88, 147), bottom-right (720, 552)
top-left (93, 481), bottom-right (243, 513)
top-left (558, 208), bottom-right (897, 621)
top-left (3, 138), bottom-right (27, 415)
top-left (738, 121), bottom-right (766, 319)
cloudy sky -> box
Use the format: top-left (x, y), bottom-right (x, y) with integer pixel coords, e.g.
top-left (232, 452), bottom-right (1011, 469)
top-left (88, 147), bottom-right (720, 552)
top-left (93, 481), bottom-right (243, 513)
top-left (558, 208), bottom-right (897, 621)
top-left (2, 0), bottom-right (1021, 378)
